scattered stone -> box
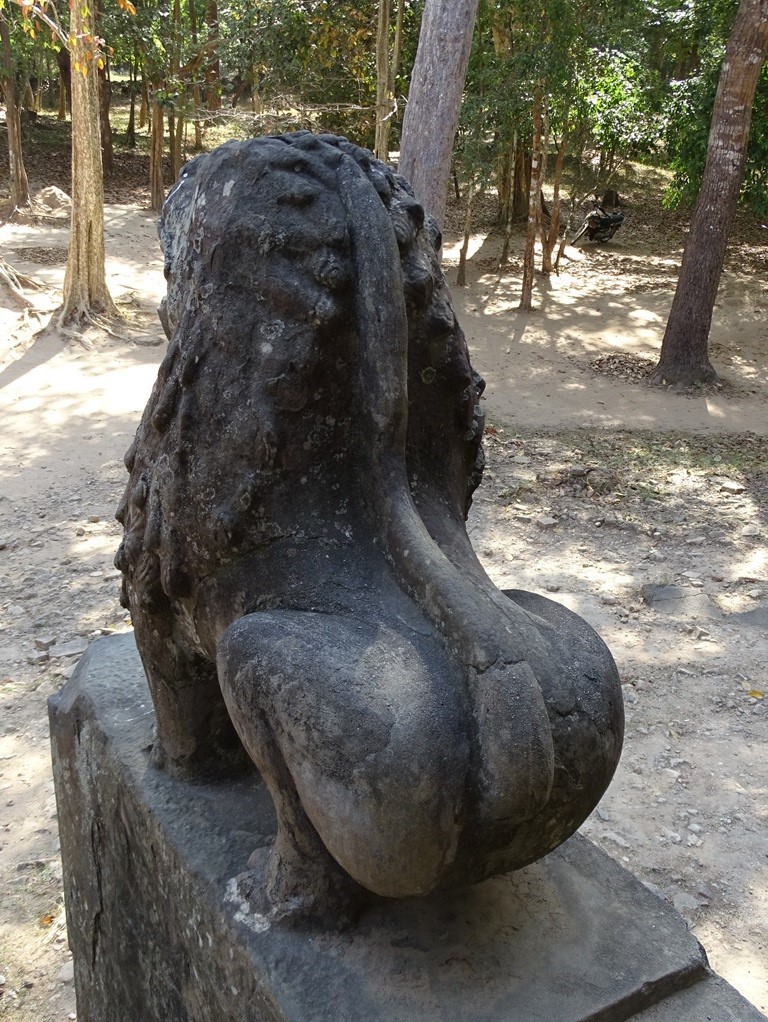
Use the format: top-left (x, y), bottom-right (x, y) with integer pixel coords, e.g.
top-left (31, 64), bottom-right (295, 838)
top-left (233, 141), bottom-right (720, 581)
top-left (34, 636), bottom-right (57, 651)
top-left (535, 516), bottom-right (558, 530)
top-left (661, 829), bottom-right (682, 844)
top-left (600, 594), bottom-right (619, 606)
top-left (713, 478), bottom-right (745, 495)
top-left (641, 584), bottom-right (721, 621)
top-left (685, 536), bottom-right (706, 546)
top-left (596, 807), bottom-right (610, 822)
top-left (544, 583), bottom-right (560, 593)
top-left (48, 638), bottom-right (89, 659)
top-left (88, 515), bottom-right (101, 524)
top-left (741, 524), bottom-right (761, 538)
top-left (602, 830), bottom-right (630, 849)
top-left (58, 961), bottom-right (75, 984)
top-left (646, 549), bottom-right (665, 562)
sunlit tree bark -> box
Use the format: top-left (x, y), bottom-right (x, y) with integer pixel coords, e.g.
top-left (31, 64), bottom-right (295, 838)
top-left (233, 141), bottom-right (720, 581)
top-left (398, 0), bottom-right (480, 229)
top-left (652, 0), bottom-right (768, 387)
top-left (60, 1), bottom-right (118, 325)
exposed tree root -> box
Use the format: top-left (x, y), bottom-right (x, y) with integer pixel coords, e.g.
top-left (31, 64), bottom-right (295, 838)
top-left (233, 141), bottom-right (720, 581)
top-left (0, 257), bottom-right (43, 309)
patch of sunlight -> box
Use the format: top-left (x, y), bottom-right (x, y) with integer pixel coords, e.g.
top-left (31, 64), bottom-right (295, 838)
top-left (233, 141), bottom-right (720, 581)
top-left (704, 399), bottom-right (728, 419)
top-left (442, 234), bottom-right (487, 264)
top-left (734, 548), bottom-right (767, 578)
top-left (628, 308), bottom-right (663, 324)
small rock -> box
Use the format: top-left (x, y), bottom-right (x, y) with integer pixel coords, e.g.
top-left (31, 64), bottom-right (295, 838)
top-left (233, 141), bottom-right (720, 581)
top-left (600, 594), bottom-right (619, 606)
top-left (687, 822), bottom-right (703, 834)
top-left (646, 550), bottom-right (665, 562)
top-left (602, 830), bottom-right (630, 849)
top-left (49, 638), bottom-right (88, 659)
top-left (685, 536), bottom-right (706, 546)
top-left (58, 961), bottom-right (75, 984)
top-left (741, 524), bottom-right (761, 538)
top-left (34, 636), bottom-right (57, 651)
top-left (596, 807), bottom-right (610, 822)
top-left (75, 526), bottom-right (85, 537)
top-left (747, 589), bottom-right (763, 600)
top-left (544, 583), bottom-right (560, 593)
top-left (535, 516), bottom-right (558, 530)
top-left (661, 828), bottom-right (682, 844)
top-left (88, 515), bottom-right (101, 524)
top-left (672, 890), bottom-right (700, 916)
top-left (715, 478), bottom-right (745, 494)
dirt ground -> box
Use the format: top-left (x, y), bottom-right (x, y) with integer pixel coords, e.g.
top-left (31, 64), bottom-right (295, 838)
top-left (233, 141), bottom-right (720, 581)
top-left (0, 186), bottom-right (767, 1020)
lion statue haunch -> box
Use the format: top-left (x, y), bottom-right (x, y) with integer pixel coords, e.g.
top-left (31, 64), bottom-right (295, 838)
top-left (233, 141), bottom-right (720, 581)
top-left (116, 132), bottom-right (623, 922)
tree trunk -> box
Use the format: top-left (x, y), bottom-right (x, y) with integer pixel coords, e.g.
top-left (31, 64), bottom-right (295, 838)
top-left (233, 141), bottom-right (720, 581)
top-left (150, 98), bottom-right (166, 211)
top-left (60, 5), bottom-right (117, 325)
top-left (456, 178), bottom-right (476, 286)
top-left (126, 48), bottom-right (137, 147)
top-left (512, 145), bottom-right (530, 219)
top-left (56, 46), bottom-right (71, 120)
top-left (188, 0), bottom-right (204, 149)
top-left (374, 0), bottom-right (392, 161)
top-left (204, 0), bottom-right (220, 112)
top-left (0, 16), bottom-right (31, 211)
top-left (519, 85), bottom-right (544, 312)
top-left (99, 66), bottom-right (114, 178)
top-left (541, 121), bottom-right (568, 274)
top-left (398, 0), bottom-right (480, 229)
top-left (140, 76), bottom-right (149, 130)
top-left (652, 0), bottom-right (768, 387)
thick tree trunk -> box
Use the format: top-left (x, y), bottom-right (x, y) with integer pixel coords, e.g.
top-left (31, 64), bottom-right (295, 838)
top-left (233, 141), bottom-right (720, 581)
top-left (652, 0), bottom-right (768, 387)
top-left (398, 0), bottom-right (480, 229)
top-left (519, 85), bottom-right (544, 311)
top-left (60, 9), bottom-right (117, 326)
top-left (0, 16), bottom-right (31, 211)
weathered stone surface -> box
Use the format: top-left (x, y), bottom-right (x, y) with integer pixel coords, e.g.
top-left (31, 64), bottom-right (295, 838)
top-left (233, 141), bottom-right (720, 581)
top-left (641, 584), bottom-right (722, 621)
top-left (113, 132), bottom-right (624, 921)
top-left (49, 633), bottom-right (765, 1022)
top-left (633, 976), bottom-right (766, 1021)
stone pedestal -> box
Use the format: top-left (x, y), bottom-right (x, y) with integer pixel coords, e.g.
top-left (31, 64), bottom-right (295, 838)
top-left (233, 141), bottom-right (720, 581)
top-left (49, 633), bottom-right (766, 1022)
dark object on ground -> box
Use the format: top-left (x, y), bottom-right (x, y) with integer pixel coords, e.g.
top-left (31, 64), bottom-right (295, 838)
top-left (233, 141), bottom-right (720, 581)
top-left (601, 188), bottom-right (622, 209)
top-left (115, 131), bottom-right (624, 924)
top-left (572, 203), bottom-right (625, 244)
top-left (49, 633), bottom-right (766, 1022)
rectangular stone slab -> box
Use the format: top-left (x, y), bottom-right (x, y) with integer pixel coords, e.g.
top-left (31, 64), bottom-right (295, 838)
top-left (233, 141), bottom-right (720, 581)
top-left (49, 632), bottom-right (762, 1022)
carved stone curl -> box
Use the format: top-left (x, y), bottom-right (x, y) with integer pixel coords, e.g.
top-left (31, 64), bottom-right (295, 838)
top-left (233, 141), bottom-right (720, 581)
top-left (116, 132), bottom-right (623, 923)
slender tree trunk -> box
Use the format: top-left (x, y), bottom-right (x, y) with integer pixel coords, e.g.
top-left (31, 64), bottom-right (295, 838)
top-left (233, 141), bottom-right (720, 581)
top-left (204, 0), bottom-right (220, 112)
top-left (398, 0), bottom-right (480, 229)
top-left (99, 66), bottom-right (114, 178)
top-left (0, 16), bottom-right (31, 211)
top-left (150, 98), bottom-right (166, 211)
top-left (188, 0), bottom-right (204, 149)
top-left (374, 0), bottom-right (391, 161)
top-left (60, 4), bottom-right (117, 325)
top-left (652, 0), bottom-right (768, 387)
top-left (456, 178), bottom-right (476, 286)
top-left (126, 48), bottom-right (137, 147)
top-left (140, 76), bottom-right (149, 130)
top-left (57, 46), bottom-right (71, 120)
top-left (542, 121), bottom-right (567, 274)
top-left (519, 85), bottom-right (544, 311)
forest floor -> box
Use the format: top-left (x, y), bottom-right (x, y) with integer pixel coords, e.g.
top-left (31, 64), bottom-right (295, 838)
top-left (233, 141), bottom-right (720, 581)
top-left (0, 119), bottom-right (767, 1019)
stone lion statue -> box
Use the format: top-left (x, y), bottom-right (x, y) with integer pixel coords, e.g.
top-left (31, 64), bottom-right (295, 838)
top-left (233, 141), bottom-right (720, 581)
top-left (116, 132), bottom-right (623, 922)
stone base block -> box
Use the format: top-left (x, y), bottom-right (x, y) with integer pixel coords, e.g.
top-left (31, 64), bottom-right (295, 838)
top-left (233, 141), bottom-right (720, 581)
top-left (49, 633), bottom-right (766, 1022)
